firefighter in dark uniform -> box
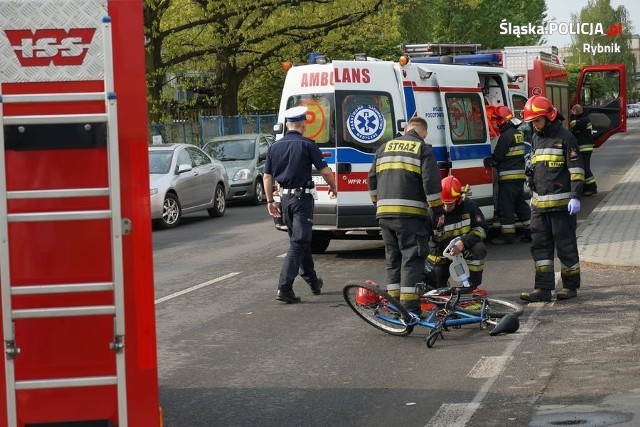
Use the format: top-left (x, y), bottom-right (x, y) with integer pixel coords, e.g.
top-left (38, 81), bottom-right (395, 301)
top-left (263, 106), bottom-right (338, 304)
top-left (489, 106), bottom-right (532, 244)
top-left (368, 116), bottom-right (444, 313)
top-left (520, 96), bottom-right (584, 302)
top-left (429, 176), bottom-right (487, 288)
top-left (570, 104), bottom-right (597, 196)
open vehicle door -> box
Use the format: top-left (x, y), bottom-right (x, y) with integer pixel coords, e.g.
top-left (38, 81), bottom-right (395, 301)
top-left (574, 64), bottom-right (627, 148)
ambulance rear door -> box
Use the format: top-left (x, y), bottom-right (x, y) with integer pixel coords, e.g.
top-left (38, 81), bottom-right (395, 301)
top-left (332, 60), bottom-right (406, 229)
top-left (431, 65), bottom-right (495, 217)
top-left (574, 64), bottom-right (627, 148)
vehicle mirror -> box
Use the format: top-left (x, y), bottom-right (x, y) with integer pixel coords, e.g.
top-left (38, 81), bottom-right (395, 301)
top-left (273, 123), bottom-right (284, 134)
top-left (177, 164), bottom-right (192, 174)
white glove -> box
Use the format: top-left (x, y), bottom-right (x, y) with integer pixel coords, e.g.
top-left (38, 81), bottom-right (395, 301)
top-left (568, 198), bottom-right (581, 215)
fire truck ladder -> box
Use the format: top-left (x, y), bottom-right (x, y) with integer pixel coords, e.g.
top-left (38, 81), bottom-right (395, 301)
top-left (0, 17), bottom-right (128, 427)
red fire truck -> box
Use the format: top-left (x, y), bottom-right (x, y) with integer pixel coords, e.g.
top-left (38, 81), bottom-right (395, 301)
top-left (0, 0), bottom-right (160, 426)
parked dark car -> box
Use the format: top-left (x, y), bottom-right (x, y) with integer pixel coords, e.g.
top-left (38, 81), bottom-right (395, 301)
top-left (202, 133), bottom-right (275, 205)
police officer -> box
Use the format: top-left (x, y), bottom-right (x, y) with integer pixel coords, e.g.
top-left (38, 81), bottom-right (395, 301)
top-left (570, 104), bottom-right (597, 196)
top-left (489, 106), bottom-right (532, 244)
top-left (520, 96), bottom-right (584, 302)
top-left (368, 116), bottom-right (444, 314)
top-left (263, 106), bottom-right (338, 304)
top-left (429, 176), bottom-right (487, 289)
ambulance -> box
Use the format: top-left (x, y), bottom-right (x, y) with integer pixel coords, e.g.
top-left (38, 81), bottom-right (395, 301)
top-left (273, 48), bottom-right (626, 253)
top-left (0, 0), bottom-right (160, 425)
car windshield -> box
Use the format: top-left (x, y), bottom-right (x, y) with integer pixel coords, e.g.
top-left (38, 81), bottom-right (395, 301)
top-left (206, 139), bottom-right (255, 161)
top-left (149, 150), bottom-right (174, 174)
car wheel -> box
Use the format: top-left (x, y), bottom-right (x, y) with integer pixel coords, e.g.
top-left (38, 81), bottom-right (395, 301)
top-left (253, 179), bottom-right (265, 205)
top-left (207, 183), bottom-right (226, 217)
top-left (160, 193), bottom-right (181, 228)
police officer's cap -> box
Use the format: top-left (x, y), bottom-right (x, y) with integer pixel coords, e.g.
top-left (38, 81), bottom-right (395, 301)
top-left (284, 106), bottom-right (308, 122)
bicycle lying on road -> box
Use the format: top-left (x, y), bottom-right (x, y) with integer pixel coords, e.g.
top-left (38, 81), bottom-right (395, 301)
top-left (343, 238), bottom-right (524, 348)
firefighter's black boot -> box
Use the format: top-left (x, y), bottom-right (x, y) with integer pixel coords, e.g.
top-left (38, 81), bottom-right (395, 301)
top-left (520, 289), bottom-right (552, 302)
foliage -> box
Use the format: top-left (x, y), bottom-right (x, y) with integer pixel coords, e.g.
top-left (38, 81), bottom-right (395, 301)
top-left (565, 0), bottom-right (636, 96)
top-left (144, 0), bottom-right (395, 121)
top-left (144, 0), bottom-right (553, 121)
top-left (399, 0), bottom-right (546, 48)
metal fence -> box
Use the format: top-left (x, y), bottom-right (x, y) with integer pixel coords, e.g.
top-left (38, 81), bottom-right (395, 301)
top-left (148, 114), bottom-right (277, 147)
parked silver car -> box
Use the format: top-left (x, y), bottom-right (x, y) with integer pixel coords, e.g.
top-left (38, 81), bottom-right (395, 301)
top-left (202, 133), bottom-right (274, 205)
top-left (149, 144), bottom-right (229, 228)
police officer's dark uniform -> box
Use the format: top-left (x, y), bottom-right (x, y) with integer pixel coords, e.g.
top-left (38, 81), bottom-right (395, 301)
top-left (367, 119), bottom-right (443, 312)
top-left (264, 106), bottom-right (329, 303)
top-left (490, 114), bottom-right (531, 244)
top-left (520, 96), bottom-right (584, 303)
top-left (570, 106), bottom-right (597, 195)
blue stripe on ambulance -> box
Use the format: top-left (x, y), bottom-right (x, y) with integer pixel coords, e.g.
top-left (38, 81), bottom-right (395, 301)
top-left (403, 85), bottom-right (416, 118)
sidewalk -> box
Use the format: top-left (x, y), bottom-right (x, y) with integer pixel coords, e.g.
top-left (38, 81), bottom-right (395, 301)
top-left (577, 155), bottom-right (640, 267)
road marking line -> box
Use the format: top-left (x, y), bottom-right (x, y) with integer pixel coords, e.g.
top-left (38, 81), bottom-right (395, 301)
top-left (425, 306), bottom-right (542, 427)
top-left (277, 253), bottom-right (287, 258)
top-left (467, 356), bottom-right (511, 379)
top-left (154, 272), bottom-right (241, 305)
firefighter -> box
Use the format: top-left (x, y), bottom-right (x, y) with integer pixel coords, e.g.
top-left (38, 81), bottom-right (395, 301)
top-left (570, 104), bottom-right (597, 196)
top-left (489, 106), bottom-right (532, 244)
top-left (520, 96), bottom-right (584, 302)
top-left (368, 116), bottom-right (444, 314)
top-left (428, 176), bottom-right (487, 289)
top-left (263, 106), bottom-right (338, 304)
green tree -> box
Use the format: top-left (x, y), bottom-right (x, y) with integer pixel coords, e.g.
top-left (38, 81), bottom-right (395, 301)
top-left (566, 0), bottom-right (636, 96)
top-left (144, 0), bottom-right (393, 121)
top-left (399, 0), bottom-right (545, 49)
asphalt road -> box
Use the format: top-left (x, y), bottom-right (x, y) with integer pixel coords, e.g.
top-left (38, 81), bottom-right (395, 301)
top-left (153, 118), bottom-right (640, 427)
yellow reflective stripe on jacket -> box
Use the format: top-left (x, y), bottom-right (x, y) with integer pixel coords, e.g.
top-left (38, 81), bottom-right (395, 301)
top-left (506, 147), bottom-right (526, 157)
top-left (498, 170), bottom-right (526, 181)
top-left (376, 205), bottom-right (428, 216)
top-left (376, 162), bottom-right (421, 174)
top-left (532, 154), bottom-right (564, 164)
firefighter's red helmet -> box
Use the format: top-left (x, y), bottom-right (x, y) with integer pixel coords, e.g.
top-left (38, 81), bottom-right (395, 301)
top-left (441, 176), bottom-right (462, 204)
top-left (523, 95), bottom-right (557, 122)
top-left (493, 106), bottom-right (514, 126)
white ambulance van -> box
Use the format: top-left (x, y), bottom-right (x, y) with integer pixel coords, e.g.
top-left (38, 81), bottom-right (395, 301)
top-left (273, 56), bottom-right (525, 252)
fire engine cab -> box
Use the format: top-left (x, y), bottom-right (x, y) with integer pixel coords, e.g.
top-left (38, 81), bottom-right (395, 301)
top-left (274, 44), bottom-right (626, 253)
top-left (0, 0), bottom-right (160, 426)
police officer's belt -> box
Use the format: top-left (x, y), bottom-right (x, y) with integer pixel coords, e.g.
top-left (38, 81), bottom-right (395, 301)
top-left (281, 188), bottom-right (312, 195)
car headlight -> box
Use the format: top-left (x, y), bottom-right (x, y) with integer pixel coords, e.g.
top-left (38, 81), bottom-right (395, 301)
top-left (232, 169), bottom-right (252, 181)
top-left (150, 188), bottom-right (158, 195)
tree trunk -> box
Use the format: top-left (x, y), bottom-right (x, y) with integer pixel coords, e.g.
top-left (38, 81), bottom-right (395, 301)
top-left (215, 60), bottom-right (241, 116)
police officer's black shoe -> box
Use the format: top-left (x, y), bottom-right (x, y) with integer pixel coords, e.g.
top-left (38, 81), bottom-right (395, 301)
top-left (520, 289), bottom-right (552, 302)
top-left (310, 277), bottom-right (324, 295)
top-left (556, 288), bottom-right (577, 300)
top-left (276, 290), bottom-right (301, 304)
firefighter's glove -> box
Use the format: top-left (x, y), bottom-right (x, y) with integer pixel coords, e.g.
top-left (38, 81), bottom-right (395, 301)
top-left (568, 198), bottom-right (581, 216)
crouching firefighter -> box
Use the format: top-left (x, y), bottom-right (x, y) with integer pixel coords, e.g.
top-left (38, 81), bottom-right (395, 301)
top-left (428, 176), bottom-right (488, 288)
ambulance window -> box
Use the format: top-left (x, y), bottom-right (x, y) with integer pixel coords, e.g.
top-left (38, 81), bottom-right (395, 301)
top-left (444, 94), bottom-right (486, 144)
top-left (287, 94), bottom-right (334, 146)
top-left (338, 92), bottom-right (394, 153)
top-left (511, 94), bottom-right (527, 121)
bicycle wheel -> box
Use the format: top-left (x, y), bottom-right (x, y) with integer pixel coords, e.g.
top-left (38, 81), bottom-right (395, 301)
top-left (463, 297), bottom-right (524, 319)
top-left (343, 281), bottom-right (413, 336)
